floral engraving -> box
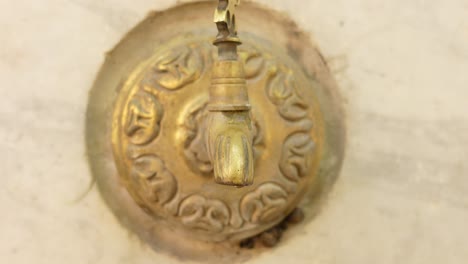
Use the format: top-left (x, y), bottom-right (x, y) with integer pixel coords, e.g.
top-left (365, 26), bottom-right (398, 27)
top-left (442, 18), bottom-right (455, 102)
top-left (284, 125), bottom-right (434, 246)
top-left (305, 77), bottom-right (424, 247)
top-left (183, 103), bottom-right (212, 174)
top-left (240, 183), bottom-right (288, 224)
top-left (279, 133), bottom-right (315, 182)
top-left (131, 155), bottom-right (177, 205)
top-left (146, 46), bottom-right (204, 90)
top-left (178, 195), bottom-right (230, 233)
top-left (266, 67), bottom-right (308, 121)
top-left (125, 91), bottom-right (163, 145)
top-left (239, 45), bottom-right (265, 79)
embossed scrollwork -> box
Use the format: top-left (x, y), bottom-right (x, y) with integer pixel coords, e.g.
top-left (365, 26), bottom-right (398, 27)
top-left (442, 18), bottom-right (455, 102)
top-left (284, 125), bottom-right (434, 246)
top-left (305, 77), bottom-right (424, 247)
top-left (240, 183), bottom-right (288, 224)
top-left (238, 45), bottom-right (266, 80)
top-left (113, 37), bottom-right (321, 239)
top-left (178, 195), bottom-right (230, 233)
top-left (183, 103), bottom-right (213, 174)
top-left (145, 45), bottom-right (204, 90)
top-left (131, 155), bottom-right (177, 205)
top-left (124, 91), bottom-right (163, 145)
top-left (279, 133), bottom-right (315, 182)
top-left (266, 67), bottom-right (308, 121)
top-left (265, 64), bottom-right (315, 184)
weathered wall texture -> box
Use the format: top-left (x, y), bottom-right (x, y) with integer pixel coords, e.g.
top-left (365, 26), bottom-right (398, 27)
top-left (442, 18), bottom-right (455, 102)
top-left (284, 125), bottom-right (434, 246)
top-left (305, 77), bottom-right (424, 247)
top-left (1, 0), bottom-right (467, 263)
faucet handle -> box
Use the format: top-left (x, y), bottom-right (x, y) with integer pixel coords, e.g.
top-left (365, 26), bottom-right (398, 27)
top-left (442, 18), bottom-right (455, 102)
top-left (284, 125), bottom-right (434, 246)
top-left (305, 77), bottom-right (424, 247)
top-left (214, 0), bottom-right (241, 41)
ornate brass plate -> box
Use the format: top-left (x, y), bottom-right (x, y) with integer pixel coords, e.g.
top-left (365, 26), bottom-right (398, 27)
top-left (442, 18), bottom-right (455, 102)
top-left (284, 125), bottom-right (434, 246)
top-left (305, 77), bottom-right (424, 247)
top-left (86, 1), bottom-right (345, 261)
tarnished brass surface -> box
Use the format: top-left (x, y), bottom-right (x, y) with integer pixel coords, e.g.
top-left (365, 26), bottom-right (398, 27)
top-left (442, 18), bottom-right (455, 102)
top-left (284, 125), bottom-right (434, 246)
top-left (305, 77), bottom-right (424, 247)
top-left (86, 1), bottom-right (345, 261)
top-left (214, 0), bottom-right (241, 45)
top-left (111, 34), bottom-right (321, 242)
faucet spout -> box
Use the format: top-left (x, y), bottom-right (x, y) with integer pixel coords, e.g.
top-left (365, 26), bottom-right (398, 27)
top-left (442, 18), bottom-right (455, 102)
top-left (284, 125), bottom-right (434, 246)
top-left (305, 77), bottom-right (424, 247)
top-left (206, 111), bottom-right (254, 187)
top-left (206, 0), bottom-right (254, 187)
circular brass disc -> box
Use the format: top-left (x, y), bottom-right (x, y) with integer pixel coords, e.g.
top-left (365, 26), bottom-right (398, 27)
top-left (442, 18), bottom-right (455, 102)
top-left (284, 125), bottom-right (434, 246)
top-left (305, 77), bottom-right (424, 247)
top-left (86, 1), bottom-right (345, 261)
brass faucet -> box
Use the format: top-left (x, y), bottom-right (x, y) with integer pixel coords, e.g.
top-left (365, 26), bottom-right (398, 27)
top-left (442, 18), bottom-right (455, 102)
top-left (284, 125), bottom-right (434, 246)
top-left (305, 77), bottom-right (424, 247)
top-left (206, 0), bottom-right (254, 187)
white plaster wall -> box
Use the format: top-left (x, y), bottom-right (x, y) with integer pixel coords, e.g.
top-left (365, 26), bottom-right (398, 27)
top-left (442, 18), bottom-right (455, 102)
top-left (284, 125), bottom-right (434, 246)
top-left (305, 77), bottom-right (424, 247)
top-left (1, 0), bottom-right (467, 263)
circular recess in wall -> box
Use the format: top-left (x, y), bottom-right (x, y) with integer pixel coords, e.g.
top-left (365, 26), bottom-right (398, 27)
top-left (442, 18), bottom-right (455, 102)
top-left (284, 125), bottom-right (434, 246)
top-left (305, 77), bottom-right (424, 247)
top-left (86, 1), bottom-right (345, 262)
